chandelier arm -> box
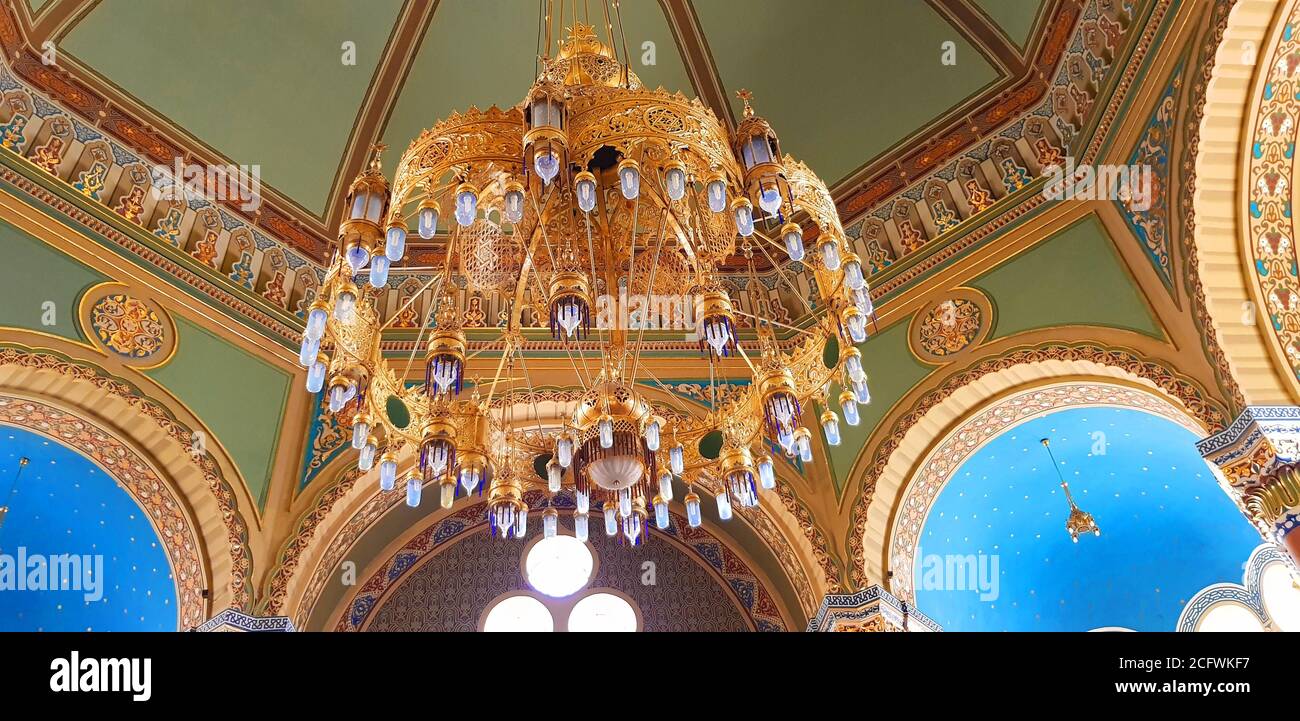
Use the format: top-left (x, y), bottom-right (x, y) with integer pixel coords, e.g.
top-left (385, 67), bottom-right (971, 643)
top-left (398, 271), bottom-right (446, 384)
top-left (378, 273), bottom-right (441, 332)
top-left (732, 308), bottom-right (818, 337)
top-left (626, 197), bottom-right (670, 386)
top-left (513, 342), bottom-right (550, 435)
top-left (751, 228), bottom-right (817, 318)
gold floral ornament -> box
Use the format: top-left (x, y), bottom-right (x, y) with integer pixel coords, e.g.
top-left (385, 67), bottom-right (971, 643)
top-left (909, 288), bottom-right (993, 364)
top-left (91, 294), bottom-right (164, 358)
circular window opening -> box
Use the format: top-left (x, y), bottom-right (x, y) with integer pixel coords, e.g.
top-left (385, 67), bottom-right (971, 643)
top-left (482, 595), bottom-right (554, 632)
top-left (568, 592), bottom-right (637, 632)
top-left (525, 535), bottom-right (594, 598)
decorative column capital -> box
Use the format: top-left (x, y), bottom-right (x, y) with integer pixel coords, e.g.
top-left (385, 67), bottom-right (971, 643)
top-left (1245, 464), bottom-right (1300, 544)
top-left (1197, 406), bottom-right (1300, 487)
top-left (807, 585), bottom-right (941, 632)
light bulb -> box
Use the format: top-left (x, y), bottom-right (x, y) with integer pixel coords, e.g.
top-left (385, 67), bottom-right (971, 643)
top-left (385, 223), bottom-right (407, 261)
top-left (685, 491), bottom-right (702, 528)
top-left (418, 204), bottom-right (439, 240)
top-left (618, 159), bottom-right (640, 200)
top-left (757, 454), bottom-right (775, 490)
top-left (845, 353), bottom-right (865, 382)
top-left (843, 257), bottom-right (865, 290)
top-left (619, 490), bottom-right (632, 518)
top-left (298, 334), bottom-right (320, 367)
top-left (796, 429), bottom-right (813, 462)
top-left (670, 444), bottom-right (684, 475)
top-left (543, 508), bottom-right (558, 538)
top-left (305, 357), bottom-right (327, 393)
top-left (658, 470), bottom-right (673, 501)
top-left (575, 488), bottom-right (589, 514)
top-left (575, 172), bottom-right (597, 213)
top-left (852, 376), bottom-right (871, 405)
top-left (847, 313), bottom-right (867, 343)
top-left (654, 495), bottom-right (669, 529)
top-left (574, 512), bottom-right (589, 542)
top-left (665, 165), bottom-right (687, 201)
top-left (368, 254), bottom-right (390, 288)
top-left (707, 177), bottom-right (727, 213)
top-left (345, 243), bottom-right (370, 273)
top-left (733, 198), bottom-right (754, 237)
top-left (440, 481), bottom-right (455, 509)
top-left (455, 186), bottom-right (477, 226)
top-left (405, 476), bottom-right (421, 507)
top-left (759, 184), bottom-right (781, 214)
top-left (379, 454), bottom-right (397, 491)
top-left (644, 419), bottom-right (660, 451)
top-left (546, 459), bottom-right (562, 493)
top-left (328, 384), bottom-right (347, 413)
top-left (534, 148), bottom-right (560, 184)
top-left (820, 238), bottom-right (841, 270)
top-left (304, 306), bottom-right (328, 342)
top-left (604, 504), bottom-right (618, 536)
top-left (782, 223), bottom-right (804, 262)
top-left (514, 507), bottom-right (528, 538)
top-left (716, 491), bottom-right (733, 521)
top-left (333, 290), bottom-right (356, 323)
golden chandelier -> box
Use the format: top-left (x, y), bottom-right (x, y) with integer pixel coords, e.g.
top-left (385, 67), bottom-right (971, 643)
top-left (299, 14), bottom-right (873, 545)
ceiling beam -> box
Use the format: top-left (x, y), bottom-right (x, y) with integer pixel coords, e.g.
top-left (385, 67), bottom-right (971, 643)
top-left (659, 0), bottom-right (734, 131)
top-left (325, 0), bottom-right (439, 229)
top-left (28, 0), bottom-right (98, 45)
top-left (926, 0), bottom-right (1026, 76)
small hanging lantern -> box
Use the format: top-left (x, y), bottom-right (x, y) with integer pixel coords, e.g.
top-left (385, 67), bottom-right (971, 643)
top-left (524, 83), bottom-right (567, 185)
top-left (548, 271), bottom-right (593, 340)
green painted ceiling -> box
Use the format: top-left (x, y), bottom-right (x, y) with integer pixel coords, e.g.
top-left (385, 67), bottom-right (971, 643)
top-left (60, 0), bottom-right (404, 216)
top-left (26, 0), bottom-right (52, 14)
top-left (146, 317), bottom-right (292, 512)
top-left (0, 220), bottom-right (104, 343)
top-left (973, 0), bottom-right (1047, 49)
top-left (48, 1), bottom-right (1036, 218)
top-left (691, 0), bottom-right (999, 184)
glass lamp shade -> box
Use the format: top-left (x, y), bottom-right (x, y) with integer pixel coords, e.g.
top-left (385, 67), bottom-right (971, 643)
top-left (405, 476), bottom-right (422, 507)
top-left (795, 429), bottom-right (813, 462)
top-left (843, 257), bottom-right (865, 290)
top-left (684, 490), bottom-right (702, 528)
top-left (534, 148), bottom-right (560, 184)
top-left (574, 511), bottom-right (589, 542)
top-left (298, 334), bottom-right (320, 368)
top-left (333, 290), bottom-right (357, 323)
top-left (820, 238), bottom-right (841, 271)
top-left (758, 184), bottom-right (781, 215)
top-left (514, 507), bottom-right (528, 539)
top-left (732, 198), bottom-right (755, 237)
top-left (716, 491), bottom-right (733, 521)
top-left (546, 458), bottom-right (562, 493)
top-left (385, 223), bottom-right (407, 261)
top-left (644, 419), bottom-right (660, 451)
top-left (658, 470), bottom-right (673, 501)
top-left (757, 454), bottom-right (776, 490)
top-left (575, 488), bottom-right (590, 514)
top-left (669, 444), bottom-right (684, 475)
top-left (653, 495), bottom-right (669, 529)
top-left (603, 504), bottom-right (618, 536)
top-left (455, 186), bottom-right (478, 226)
top-left (458, 465), bottom-right (483, 493)
top-left (618, 160), bottom-right (640, 200)
top-left (822, 412), bottom-right (841, 446)
top-left (368, 254), bottom-right (390, 288)
top-left (575, 172), bottom-right (597, 213)
top-left (618, 490), bottom-right (632, 518)
top-left (358, 439), bottom-right (377, 472)
top-left (846, 312), bottom-right (868, 343)
top-left (851, 375), bottom-right (871, 405)
top-left (841, 393), bottom-right (861, 426)
top-left (665, 165), bottom-right (687, 201)
top-left (542, 508), bottom-right (559, 539)
top-left (378, 455), bottom-right (398, 491)
top-left (351, 419), bottom-right (370, 450)
top-left (418, 204), bottom-right (439, 240)
top-left (304, 306), bottom-right (328, 342)
top-left (503, 185), bottom-right (525, 223)
top-left (707, 177), bottom-right (727, 213)
top-left (440, 480), bottom-right (456, 509)
top-left (598, 416), bottom-right (614, 449)
top-left (782, 223), bottom-right (805, 262)
top-left (345, 243), bottom-right (370, 273)
top-left (845, 352), bottom-right (865, 382)
top-left (556, 433), bottom-right (574, 468)
top-left (305, 357), bottom-right (327, 393)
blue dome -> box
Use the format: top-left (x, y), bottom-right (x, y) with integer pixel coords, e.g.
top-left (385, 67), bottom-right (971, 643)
top-left (0, 427), bottom-right (178, 631)
top-left (914, 407), bottom-right (1261, 631)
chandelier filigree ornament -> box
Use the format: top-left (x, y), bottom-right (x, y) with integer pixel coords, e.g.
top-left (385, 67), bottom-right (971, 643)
top-left (299, 12), bottom-right (876, 547)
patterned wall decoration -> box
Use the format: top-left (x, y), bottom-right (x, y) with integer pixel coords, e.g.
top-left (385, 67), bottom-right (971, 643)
top-left (77, 282), bottom-right (176, 368)
top-left (0, 345), bottom-right (252, 608)
top-left (1246, 5), bottom-right (1300, 388)
top-left (1120, 62), bottom-right (1181, 290)
top-left (296, 391), bottom-right (348, 492)
top-left (887, 382), bottom-right (1206, 603)
top-left (847, 342), bottom-right (1229, 590)
top-left (0, 396), bottom-right (204, 628)
top-left (1175, 543), bottom-right (1285, 631)
top-left (365, 525), bottom-right (750, 633)
top-left (908, 287), bottom-right (994, 364)
top-left (335, 492), bottom-right (787, 632)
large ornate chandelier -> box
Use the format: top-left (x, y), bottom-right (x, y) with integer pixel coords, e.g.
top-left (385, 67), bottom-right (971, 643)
top-left (298, 11), bottom-right (873, 547)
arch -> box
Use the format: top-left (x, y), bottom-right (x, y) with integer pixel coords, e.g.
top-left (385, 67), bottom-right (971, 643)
top-left (848, 343), bottom-right (1227, 590)
top-left (0, 333), bottom-right (253, 614)
top-left (1193, 0), bottom-right (1295, 404)
top-left (883, 380), bottom-right (1209, 604)
top-left (1177, 543), bottom-right (1288, 631)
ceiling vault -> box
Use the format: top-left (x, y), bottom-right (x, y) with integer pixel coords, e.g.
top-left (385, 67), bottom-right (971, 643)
top-left (27, 0), bottom-right (97, 45)
top-left (325, 0), bottom-right (440, 230)
top-left (926, 0), bottom-right (1028, 75)
top-left (659, 0), bottom-right (734, 132)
